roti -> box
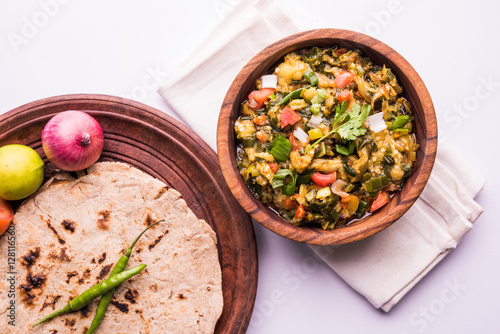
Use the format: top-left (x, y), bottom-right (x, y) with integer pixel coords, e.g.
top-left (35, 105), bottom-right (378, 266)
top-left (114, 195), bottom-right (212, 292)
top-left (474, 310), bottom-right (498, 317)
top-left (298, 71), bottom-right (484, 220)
top-left (0, 162), bottom-right (223, 333)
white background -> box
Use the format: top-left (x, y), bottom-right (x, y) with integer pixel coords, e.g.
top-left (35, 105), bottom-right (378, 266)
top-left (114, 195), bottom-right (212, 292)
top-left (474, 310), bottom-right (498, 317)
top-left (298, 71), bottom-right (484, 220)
top-left (1, 0), bottom-right (499, 333)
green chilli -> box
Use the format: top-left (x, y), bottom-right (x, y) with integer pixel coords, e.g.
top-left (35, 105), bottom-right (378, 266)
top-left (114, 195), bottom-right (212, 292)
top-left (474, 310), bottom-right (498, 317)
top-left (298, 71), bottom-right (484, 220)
top-left (32, 264), bottom-right (147, 327)
top-left (86, 220), bottom-right (164, 334)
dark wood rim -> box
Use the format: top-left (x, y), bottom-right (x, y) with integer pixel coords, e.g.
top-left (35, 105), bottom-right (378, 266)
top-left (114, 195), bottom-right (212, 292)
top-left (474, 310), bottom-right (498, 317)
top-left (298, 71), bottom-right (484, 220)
top-left (217, 29), bottom-right (437, 245)
top-left (0, 94), bottom-right (258, 333)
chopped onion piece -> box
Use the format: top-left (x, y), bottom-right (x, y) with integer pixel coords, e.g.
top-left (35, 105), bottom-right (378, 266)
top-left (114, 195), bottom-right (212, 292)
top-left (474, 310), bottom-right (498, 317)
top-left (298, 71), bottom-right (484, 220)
top-left (331, 179), bottom-right (349, 198)
top-left (293, 127), bottom-right (309, 143)
top-left (367, 112), bottom-right (387, 133)
top-left (308, 114), bottom-right (323, 128)
top-left (261, 74), bottom-right (278, 89)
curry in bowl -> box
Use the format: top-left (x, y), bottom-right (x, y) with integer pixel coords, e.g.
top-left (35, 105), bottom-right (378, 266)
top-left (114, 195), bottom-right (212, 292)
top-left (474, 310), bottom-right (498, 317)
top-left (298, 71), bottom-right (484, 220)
top-left (234, 46), bottom-right (419, 230)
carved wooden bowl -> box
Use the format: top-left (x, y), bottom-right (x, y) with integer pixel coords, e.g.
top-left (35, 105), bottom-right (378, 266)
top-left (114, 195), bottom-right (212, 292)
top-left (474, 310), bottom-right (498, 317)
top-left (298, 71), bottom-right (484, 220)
top-left (217, 29), bottom-right (437, 245)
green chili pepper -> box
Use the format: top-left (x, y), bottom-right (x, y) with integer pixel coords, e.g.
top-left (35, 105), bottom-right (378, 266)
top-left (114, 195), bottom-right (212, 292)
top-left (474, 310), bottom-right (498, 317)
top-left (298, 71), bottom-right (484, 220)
top-left (278, 85), bottom-right (310, 105)
top-left (310, 103), bottom-right (321, 115)
top-left (355, 200), bottom-right (369, 218)
top-left (241, 137), bottom-right (256, 148)
top-left (303, 70), bottom-right (319, 86)
top-left (336, 141), bottom-right (355, 156)
top-left (310, 89), bottom-right (328, 104)
top-left (32, 264), bottom-right (147, 327)
top-left (362, 172), bottom-right (371, 182)
top-left (344, 183), bottom-right (355, 192)
top-left (86, 220), bottom-right (164, 334)
top-left (364, 175), bottom-right (389, 192)
top-left (391, 115), bottom-right (411, 129)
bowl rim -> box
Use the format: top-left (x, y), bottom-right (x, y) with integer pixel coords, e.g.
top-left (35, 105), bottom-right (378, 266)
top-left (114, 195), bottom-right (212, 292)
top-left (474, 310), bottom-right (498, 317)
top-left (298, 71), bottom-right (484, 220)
top-left (217, 28), bottom-right (438, 245)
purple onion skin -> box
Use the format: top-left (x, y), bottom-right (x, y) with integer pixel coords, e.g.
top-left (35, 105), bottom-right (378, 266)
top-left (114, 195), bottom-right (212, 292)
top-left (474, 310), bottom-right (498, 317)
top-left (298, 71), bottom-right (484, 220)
top-left (42, 111), bottom-right (104, 171)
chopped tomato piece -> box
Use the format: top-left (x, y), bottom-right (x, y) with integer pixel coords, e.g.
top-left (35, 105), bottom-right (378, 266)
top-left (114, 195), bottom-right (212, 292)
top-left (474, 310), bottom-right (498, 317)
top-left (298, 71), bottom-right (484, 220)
top-left (0, 198), bottom-right (14, 236)
top-left (248, 88), bottom-right (276, 110)
top-left (337, 89), bottom-right (352, 102)
top-left (289, 132), bottom-right (300, 151)
top-left (253, 115), bottom-right (267, 125)
top-left (370, 191), bottom-right (390, 212)
top-left (256, 130), bottom-right (269, 143)
top-left (283, 196), bottom-right (299, 210)
top-left (295, 205), bottom-right (306, 220)
top-left (311, 172), bottom-right (337, 187)
top-left (334, 71), bottom-right (354, 89)
top-left (280, 107), bottom-right (301, 128)
top-left (269, 163), bottom-right (279, 173)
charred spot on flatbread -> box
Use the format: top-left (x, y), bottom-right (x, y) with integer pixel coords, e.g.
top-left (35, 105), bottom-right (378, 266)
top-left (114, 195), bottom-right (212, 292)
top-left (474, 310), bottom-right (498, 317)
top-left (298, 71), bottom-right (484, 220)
top-left (148, 232), bottom-right (166, 251)
top-left (20, 273), bottom-right (47, 291)
top-left (154, 186), bottom-right (168, 200)
top-left (97, 264), bottom-right (113, 280)
top-left (66, 271), bottom-right (78, 284)
top-left (19, 273), bottom-right (47, 305)
top-left (64, 318), bottom-right (76, 327)
top-left (145, 212), bottom-right (154, 227)
top-left (124, 288), bottom-right (139, 304)
top-left (48, 247), bottom-right (72, 262)
top-left (61, 219), bottom-right (76, 233)
top-left (97, 252), bottom-right (107, 264)
top-left (40, 294), bottom-right (61, 312)
top-left (21, 247), bottom-right (40, 268)
top-left (77, 268), bottom-right (92, 284)
top-left (110, 300), bottom-right (129, 313)
top-left (97, 210), bottom-right (111, 230)
top-left (46, 221), bottom-right (66, 245)
top-left (80, 305), bottom-right (90, 318)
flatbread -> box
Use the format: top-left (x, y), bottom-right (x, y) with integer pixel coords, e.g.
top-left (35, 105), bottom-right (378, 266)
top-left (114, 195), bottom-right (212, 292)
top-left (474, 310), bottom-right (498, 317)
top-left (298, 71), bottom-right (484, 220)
top-left (0, 162), bottom-right (223, 333)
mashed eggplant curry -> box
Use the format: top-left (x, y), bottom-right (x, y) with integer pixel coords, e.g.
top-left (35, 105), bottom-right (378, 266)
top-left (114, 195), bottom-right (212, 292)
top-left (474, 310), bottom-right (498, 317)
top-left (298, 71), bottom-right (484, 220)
top-left (235, 47), bottom-right (419, 229)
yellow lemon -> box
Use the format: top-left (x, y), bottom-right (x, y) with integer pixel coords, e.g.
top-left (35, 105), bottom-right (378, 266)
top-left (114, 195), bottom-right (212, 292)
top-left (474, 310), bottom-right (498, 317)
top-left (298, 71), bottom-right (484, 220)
top-left (0, 144), bottom-right (45, 200)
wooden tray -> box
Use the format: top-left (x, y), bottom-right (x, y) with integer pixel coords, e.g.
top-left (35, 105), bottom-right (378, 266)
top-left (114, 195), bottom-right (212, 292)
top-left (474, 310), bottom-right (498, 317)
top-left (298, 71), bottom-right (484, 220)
top-left (0, 94), bottom-right (257, 333)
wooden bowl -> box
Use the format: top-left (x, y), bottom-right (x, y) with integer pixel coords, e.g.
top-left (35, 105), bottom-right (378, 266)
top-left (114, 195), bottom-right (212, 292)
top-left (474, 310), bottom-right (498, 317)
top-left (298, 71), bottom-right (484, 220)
top-left (217, 29), bottom-right (437, 245)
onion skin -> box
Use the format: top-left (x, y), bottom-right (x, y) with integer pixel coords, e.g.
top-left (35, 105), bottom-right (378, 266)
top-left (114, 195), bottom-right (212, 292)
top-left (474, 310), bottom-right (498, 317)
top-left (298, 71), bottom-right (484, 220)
top-left (42, 111), bottom-right (104, 171)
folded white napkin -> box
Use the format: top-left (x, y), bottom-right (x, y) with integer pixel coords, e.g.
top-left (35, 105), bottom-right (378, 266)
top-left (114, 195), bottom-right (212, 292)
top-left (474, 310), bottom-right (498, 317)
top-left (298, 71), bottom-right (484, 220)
top-left (158, 0), bottom-right (485, 312)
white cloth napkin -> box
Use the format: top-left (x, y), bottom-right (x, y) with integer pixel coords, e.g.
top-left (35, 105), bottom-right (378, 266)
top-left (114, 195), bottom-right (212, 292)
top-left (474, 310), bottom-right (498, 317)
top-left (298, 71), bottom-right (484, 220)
top-left (157, 0), bottom-right (485, 312)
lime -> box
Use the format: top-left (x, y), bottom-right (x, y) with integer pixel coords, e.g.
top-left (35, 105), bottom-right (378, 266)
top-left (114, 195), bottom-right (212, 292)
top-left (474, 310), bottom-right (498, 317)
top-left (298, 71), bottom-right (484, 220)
top-left (0, 144), bottom-right (45, 200)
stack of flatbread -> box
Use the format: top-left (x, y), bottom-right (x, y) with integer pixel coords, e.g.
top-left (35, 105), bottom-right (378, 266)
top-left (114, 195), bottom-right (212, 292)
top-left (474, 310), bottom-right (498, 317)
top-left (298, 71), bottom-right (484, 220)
top-left (0, 162), bottom-right (223, 333)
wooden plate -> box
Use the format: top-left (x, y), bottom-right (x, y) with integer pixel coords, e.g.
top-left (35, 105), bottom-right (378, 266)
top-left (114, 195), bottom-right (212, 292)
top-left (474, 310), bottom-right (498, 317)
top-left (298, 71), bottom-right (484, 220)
top-left (0, 94), bottom-right (257, 333)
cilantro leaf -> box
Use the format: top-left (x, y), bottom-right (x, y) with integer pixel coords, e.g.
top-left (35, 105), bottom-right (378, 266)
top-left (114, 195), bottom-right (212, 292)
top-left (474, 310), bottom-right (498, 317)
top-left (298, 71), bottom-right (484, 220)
top-left (304, 103), bottom-right (371, 153)
top-left (333, 100), bottom-right (349, 125)
top-left (336, 104), bottom-right (371, 140)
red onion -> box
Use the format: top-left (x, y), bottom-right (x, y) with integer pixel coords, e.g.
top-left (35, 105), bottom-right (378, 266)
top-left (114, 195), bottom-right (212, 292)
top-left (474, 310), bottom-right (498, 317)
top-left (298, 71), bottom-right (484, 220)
top-left (331, 179), bottom-right (349, 198)
top-left (42, 110), bottom-right (104, 171)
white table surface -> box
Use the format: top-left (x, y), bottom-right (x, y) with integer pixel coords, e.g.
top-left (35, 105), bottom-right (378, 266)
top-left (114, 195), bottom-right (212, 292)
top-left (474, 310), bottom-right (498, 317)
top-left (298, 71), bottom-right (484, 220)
top-left (1, 0), bottom-right (499, 333)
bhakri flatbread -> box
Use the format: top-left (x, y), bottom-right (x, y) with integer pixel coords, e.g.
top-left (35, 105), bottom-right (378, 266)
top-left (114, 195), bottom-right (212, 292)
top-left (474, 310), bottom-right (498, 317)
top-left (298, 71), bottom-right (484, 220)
top-left (0, 162), bottom-right (223, 333)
